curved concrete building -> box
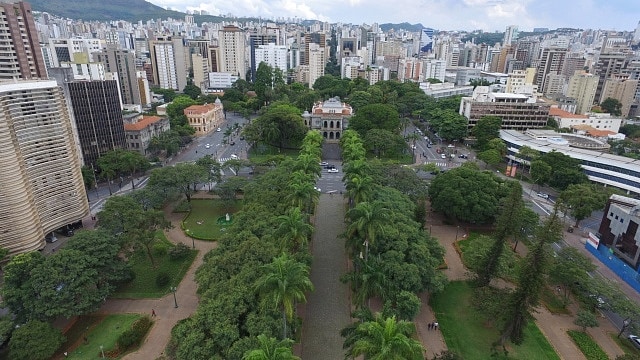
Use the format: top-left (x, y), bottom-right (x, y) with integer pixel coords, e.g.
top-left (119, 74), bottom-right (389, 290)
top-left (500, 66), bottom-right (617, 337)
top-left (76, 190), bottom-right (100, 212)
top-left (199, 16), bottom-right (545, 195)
top-left (0, 80), bottom-right (88, 254)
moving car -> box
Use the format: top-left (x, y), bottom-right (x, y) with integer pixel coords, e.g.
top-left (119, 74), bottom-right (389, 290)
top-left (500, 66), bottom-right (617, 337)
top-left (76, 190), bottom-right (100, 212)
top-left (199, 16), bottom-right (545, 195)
top-left (205, 144), bottom-right (211, 149)
top-left (629, 335), bottom-right (640, 350)
top-left (536, 192), bottom-right (549, 199)
top-left (216, 127), bottom-right (221, 132)
top-left (320, 161), bottom-right (329, 166)
top-left (230, 154), bottom-right (239, 160)
top-left (441, 154), bottom-right (446, 159)
top-left (327, 168), bottom-right (339, 173)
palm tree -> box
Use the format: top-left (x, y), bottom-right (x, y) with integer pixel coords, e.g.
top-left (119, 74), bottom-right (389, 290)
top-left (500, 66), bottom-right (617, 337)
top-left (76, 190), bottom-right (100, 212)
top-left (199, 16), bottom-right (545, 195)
top-left (345, 315), bottom-right (424, 360)
top-left (346, 201), bottom-right (391, 261)
top-left (256, 253), bottom-right (314, 339)
top-left (243, 334), bottom-right (300, 360)
top-left (345, 256), bottom-right (388, 307)
top-left (286, 179), bottom-right (318, 214)
top-left (294, 153), bottom-right (321, 178)
top-left (276, 207), bottom-right (314, 252)
top-left (346, 175), bottom-right (375, 206)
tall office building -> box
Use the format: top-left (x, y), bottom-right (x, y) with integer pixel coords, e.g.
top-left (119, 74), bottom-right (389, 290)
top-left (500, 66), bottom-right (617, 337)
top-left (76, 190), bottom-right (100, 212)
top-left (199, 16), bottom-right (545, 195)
top-left (503, 25), bottom-right (518, 46)
top-left (535, 47), bottom-right (567, 94)
top-left (566, 70), bottom-right (599, 114)
top-left (634, 21), bottom-right (640, 43)
top-left (66, 80), bottom-right (126, 166)
top-left (149, 37), bottom-right (188, 91)
top-left (95, 46), bottom-right (142, 105)
top-left (219, 26), bottom-right (247, 79)
top-left (0, 1), bottom-right (47, 80)
top-left (420, 28), bottom-right (435, 53)
top-left (601, 75), bottom-right (639, 117)
top-left (0, 80), bottom-right (88, 254)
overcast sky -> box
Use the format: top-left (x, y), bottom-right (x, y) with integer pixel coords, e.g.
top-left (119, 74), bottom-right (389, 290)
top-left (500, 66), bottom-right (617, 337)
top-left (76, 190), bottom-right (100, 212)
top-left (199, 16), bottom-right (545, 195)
top-left (150, 0), bottom-right (640, 32)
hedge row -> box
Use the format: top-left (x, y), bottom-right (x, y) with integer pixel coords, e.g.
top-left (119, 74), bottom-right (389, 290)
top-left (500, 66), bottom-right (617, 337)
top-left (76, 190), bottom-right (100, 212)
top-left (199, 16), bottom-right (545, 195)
top-left (567, 330), bottom-right (608, 360)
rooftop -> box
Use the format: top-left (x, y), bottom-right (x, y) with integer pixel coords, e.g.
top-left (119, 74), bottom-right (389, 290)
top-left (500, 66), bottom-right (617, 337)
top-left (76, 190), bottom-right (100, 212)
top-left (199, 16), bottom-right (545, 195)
top-left (549, 107), bottom-right (588, 118)
top-left (124, 115), bottom-right (164, 131)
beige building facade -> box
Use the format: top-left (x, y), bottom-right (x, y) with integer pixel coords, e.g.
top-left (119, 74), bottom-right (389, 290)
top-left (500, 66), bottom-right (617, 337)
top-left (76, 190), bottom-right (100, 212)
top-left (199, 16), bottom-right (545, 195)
top-left (184, 99), bottom-right (224, 136)
top-left (0, 80), bottom-right (89, 254)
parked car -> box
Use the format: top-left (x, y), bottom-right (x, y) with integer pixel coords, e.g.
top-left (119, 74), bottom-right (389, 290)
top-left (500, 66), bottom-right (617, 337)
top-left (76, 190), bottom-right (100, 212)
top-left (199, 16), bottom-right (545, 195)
top-left (327, 168), bottom-right (339, 173)
top-left (320, 161), bottom-right (329, 166)
top-left (441, 154), bottom-right (447, 159)
top-left (205, 144), bottom-right (211, 149)
top-left (230, 141), bottom-right (236, 146)
top-left (629, 335), bottom-right (640, 349)
top-left (216, 127), bottom-right (221, 132)
top-left (536, 192), bottom-right (549, 199)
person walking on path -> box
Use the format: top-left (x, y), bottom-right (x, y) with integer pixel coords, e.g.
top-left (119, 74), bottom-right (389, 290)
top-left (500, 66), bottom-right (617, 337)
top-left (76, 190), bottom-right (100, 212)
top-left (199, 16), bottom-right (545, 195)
top-left (434, 322), bottom-right (439, 330)
top-left (428, 322), bottom-right (433, 330)
top-left (151, 309), bottom-right (156, 317)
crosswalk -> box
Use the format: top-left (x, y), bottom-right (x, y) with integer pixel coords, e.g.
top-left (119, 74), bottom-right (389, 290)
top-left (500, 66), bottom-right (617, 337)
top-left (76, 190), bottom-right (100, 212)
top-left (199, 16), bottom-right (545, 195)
top-left (218, 157), bottom-right (232, 163)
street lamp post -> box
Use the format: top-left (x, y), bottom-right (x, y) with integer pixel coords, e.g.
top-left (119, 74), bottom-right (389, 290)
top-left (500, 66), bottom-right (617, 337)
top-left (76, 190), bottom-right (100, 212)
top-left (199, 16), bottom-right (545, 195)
top-left (192, 236), bottom-right (195, 249)
top-left (455, 225), bottom-right (460, 241)
top-left (171, 286), bottom-right (178, 308)
top-left (100, 345), bottom-right (105, 358)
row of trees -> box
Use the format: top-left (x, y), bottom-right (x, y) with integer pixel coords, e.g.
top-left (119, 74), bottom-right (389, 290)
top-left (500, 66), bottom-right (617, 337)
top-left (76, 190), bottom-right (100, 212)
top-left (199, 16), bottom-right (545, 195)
top-left (167, 131), bottom-right (323, 359)
top-left (339, 130), bottom-right (446, 358)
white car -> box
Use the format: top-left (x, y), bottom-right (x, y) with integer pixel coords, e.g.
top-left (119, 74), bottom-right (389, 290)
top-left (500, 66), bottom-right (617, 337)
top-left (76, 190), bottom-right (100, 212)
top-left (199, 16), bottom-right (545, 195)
top-left (629, 335), bottom-right (640, 349)
top-left (230, 154), bottom-right (238, 160)
top-left (319, 161), bottom-right (329, 166)
top-left (441, 154), bottom-right (446, 159)
top-left (536, 192), bottom-right (549, 199)
top-left (205, 144), bottom-right (211, 149)
top-left (216, 127), bottom-right (221, 132)
top-left (327, 168), bottom-right (339, 173)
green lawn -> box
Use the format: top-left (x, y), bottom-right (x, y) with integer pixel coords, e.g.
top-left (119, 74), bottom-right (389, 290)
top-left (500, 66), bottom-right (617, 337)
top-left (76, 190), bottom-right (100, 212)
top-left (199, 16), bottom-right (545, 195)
top-left (60, 314), bottom-right (144, 360)
top-left (457, 232), bottom-right (521, 283)
top-left (181, 199), bottom-right (242, 240)
top-left (112, 232), bottom-right (197, 299)
top-left (431, 281), bottom-right (559, 360)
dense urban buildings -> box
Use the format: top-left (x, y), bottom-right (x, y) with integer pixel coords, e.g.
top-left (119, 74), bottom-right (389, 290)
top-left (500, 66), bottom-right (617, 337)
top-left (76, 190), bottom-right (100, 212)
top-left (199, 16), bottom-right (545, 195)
top-left (0, 80), bottom-right (88, 254)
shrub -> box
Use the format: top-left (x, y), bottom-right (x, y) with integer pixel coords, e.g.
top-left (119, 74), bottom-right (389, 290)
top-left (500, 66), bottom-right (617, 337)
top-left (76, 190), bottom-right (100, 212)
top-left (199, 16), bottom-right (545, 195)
top-left (153, 242), bottom-right (169, 256)
top-left (117, 317), bottom-right (153, 351)
top-left (567, 330), bottom-right (608, 360)
top-left (156, 272), bottom-right (170, 288)
top-left (173, 201), bottom-right (191, 213)
top-left (169, 243), bottom-right (190, 260)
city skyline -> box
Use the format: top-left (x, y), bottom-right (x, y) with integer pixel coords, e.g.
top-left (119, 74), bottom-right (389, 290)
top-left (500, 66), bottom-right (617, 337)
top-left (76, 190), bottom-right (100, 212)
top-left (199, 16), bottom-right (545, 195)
top-left (152, 0), bottom-right (640, 32)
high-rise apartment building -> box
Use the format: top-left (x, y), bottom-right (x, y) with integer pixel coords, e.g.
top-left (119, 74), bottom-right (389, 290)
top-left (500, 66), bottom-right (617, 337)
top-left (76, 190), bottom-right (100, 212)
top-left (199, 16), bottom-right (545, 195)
top-left (601, 75), bottom-right (639, 117)
top-left (566, 70), bottom-right (599, 114)
top-left (503, 25), bottom-right (518, 46)
top-left (66, 80), bottom-right (126, 166)
top-left (0, 80), bottom-right (88, 254)
top-left (254, 43), bottom-right (288, 73)
top-left (594, 52), bottom-right (627, 104)
top-left (304, 33), bottom-right (326, 66)
top-left (249, 27), bottom-right (279, 81)
top-left (0, 1), bottom-right (47, 80)
top-left (95, 46), bottom-right (142, 105)
top-left (308, 43), bottom-right (325, 89)
top-left (535, 47), bottom-right (567, 94)
top-left (149, 37), bottom-right (188, 91)
top-left (219, 26), bottom-right (247, 79)
top-left (47, 38), bottom-right (102, 68)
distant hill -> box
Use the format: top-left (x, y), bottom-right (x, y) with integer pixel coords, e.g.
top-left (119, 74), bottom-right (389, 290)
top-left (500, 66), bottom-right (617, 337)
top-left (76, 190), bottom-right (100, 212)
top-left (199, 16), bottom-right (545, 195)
top-left (27, 0), bottom-right (257, 24)
top-left (380, 23), bottom-right (425, 32)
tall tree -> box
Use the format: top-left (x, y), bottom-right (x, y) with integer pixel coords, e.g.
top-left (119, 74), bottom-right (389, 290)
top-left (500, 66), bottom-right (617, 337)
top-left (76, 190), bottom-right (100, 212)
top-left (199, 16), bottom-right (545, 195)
top-left (500, 209), bottom-right (562, 345)
top-left (345, 315), bottom-right (424, 360)
top-left (428, 109), bottom-right (468, 142)
top-left (9, 320), bottom-right (65, 360)
top-left (472, 116), bottom-right (502, 150)
top-left (256, 253), bottom-right (314, 339)
top-left (559, 183), bottom-right (610, 227)
top-left (275, 207), bottom-right (314, 252)
top-left (600, 97), bottom-right (623, 116)
top-left (476, 182), bottom-right (524, 287)
top-left (348, 103), bottom-right (400, 138)
top-left (346, 201), bottom-right (391, 260)
top-left (243, 334), bottom-right (299, 360)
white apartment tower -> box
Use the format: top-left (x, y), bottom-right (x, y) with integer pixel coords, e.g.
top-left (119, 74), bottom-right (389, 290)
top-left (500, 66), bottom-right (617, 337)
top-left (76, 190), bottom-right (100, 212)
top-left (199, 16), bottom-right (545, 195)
top-left (149, 37), bottom-right (188, 91)
top-left (0, 80), bottom-right (88, 254)
top-left (255, 43), bottom-right (288, 72)
top-left (566, 71), bottom-right (599, 115)
top-left (219, 25), bottom-right (247, 79)
top-left (503, 25), bottom-right (518, 46)
top-left (308, 43), bottom-right (325, 89)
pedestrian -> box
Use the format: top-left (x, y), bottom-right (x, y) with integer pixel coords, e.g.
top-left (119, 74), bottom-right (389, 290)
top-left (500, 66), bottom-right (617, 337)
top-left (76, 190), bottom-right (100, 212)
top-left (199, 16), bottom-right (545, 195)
top-left (428, 322), bottom-right (432, 330)
top-left (434, 322), bottom-right (439, 330)
top-left (152, 309), bottom-right (156, 317)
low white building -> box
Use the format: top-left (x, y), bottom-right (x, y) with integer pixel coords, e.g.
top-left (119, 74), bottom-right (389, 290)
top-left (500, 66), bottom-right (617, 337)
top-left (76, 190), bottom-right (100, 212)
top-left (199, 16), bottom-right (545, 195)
top-left (208, 72), bottom-right (239, 89)
top-left (549, 107), bottom-right (622, 132)
top-left (420, 82), bottom-right (473, 99)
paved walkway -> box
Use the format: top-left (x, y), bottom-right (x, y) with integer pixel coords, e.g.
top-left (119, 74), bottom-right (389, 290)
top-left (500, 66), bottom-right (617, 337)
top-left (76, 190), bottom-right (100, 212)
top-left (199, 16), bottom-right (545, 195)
top-left (424, 211), bottom-right (625, 360)
top-left (300, 194), bottom-right (352, 360)
top-left (60, 200), bottom-right (218, 359)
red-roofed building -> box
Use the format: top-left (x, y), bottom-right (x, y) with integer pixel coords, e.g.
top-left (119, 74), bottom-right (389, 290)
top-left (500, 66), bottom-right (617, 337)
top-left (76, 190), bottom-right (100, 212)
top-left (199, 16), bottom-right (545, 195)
top-left (549, 106), bottom-right (622, 132)
top-left (123, 115), bottom-right (170, 155)
top-left (184, 98), bottom-right (224, 136)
